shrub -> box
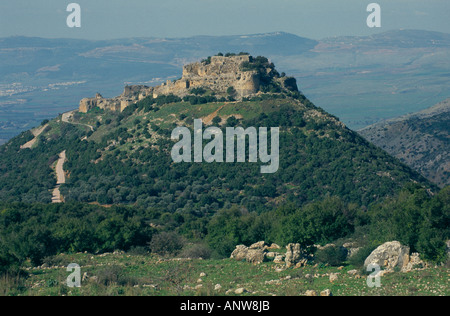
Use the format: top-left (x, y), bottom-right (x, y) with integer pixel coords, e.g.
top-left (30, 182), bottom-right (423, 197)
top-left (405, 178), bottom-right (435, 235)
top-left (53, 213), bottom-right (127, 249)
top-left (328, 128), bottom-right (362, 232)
top-left (227, 87), bottom-right (237, 97)
top-left (314, 245), bottom-right (347, 267)
top-left (95, 265), bottom-right (138, 287)
top-left (190, 87), bottom-right (206, 96)
top-left (127, 246), bottom-right (150, 256)
top-left (148, 232), bottom-right (185, 256)
top-left (95, 265), bottom-right (123, 286)
top-left (226, 116), bottom-right (240, 127)
top-left (348, 243), bottom-right (379, 269)
top-left (179, 243), bottom-right (212, 259)
top-left (212, 116), bottom-right (222, 125)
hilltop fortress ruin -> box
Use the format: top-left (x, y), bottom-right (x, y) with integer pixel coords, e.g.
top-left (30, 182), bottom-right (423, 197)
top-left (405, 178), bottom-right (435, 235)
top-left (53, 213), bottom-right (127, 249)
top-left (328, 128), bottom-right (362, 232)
top-left (79, 54), bottom-right (298, 113)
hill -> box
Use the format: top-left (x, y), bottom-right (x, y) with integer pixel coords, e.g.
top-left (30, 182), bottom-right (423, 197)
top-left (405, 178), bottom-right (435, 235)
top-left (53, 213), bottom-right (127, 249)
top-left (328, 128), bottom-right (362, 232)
top-left (0, 55), bottom-right (434, 210)
top-left (359, 98), bottom-right (450, 188)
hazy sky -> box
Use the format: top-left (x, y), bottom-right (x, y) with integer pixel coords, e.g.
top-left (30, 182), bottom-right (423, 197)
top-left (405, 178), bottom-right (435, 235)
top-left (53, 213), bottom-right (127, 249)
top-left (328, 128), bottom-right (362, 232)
top-left (0, 0), bottom-right (449, 40)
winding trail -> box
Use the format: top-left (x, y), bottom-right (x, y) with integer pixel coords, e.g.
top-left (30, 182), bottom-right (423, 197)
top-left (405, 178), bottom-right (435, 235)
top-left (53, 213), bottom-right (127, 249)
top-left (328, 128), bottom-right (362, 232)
top-left (202, 103), bottom-right (227, 125)
top-left (20, 124), bottom-right (48, 149)
top-left (52, 150), bottom-right (66, 203)
top-left (62, 110), bottom-right (94, 131)
top-left (51, 110), bottom-right (92, 203)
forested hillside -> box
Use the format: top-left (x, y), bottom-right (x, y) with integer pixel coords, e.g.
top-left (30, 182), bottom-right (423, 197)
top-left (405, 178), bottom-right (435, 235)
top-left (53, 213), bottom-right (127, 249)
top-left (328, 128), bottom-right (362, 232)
top-left (0, 92), bottom-right (433, 212)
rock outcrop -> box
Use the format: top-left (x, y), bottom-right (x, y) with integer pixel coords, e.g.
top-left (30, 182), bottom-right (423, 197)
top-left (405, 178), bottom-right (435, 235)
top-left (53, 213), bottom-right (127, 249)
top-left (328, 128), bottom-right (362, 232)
top-left (79, 54), bottom-right (298, 113)
top-left (285, 243), bottom-right (306, 268)
top-left (230, 241), bottom-right (267, 265)
top-left (401, 253), bottom-right (426, 272)
top-left (229, 240), bottom-right (432, 275)
top-left (364, 241), bottom-right (410, 270)
top-left (230, 245), bottom-right (249, 262)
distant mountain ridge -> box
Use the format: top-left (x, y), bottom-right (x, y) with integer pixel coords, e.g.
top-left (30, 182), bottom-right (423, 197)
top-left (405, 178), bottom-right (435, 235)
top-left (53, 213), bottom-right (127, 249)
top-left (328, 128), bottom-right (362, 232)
top-left (319, 29), bottom-right (450, 48)
top-left (379, 98), bottom-right (450, 122)
top-left (1, 29), bottom-right (450, 145)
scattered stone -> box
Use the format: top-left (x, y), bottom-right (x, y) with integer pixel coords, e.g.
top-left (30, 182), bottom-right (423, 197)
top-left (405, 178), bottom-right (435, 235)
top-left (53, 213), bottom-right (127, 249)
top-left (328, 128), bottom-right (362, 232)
top-left (329, 273), bottom-right (339, 283)
top-left (347, 269), bottom-right (359, 276)
top-left (235, 288), bottom-right (248, 295)
top-left (320, 289), bottom-right (333, 296)
top-left (265, 252), bottom-right (277, 259)
top-left (343, 242), bottom-right (361, 258)
top-left (194, 284), bottom-right (203, 290)
top-left (265, 280), bottom-right (281, 285)
top-left (199, 272), bottom-right (207, 277)
top-left (197, 278), bottom-right (203, 283)
top-left (294, 259), bottom-right (308, 268)
top-left (273, 255), bottom-right (285, 264)
top-left (305, 290), bottom-right (318, 296)
top-left (402, 253), bottom-right (426, 272)
top-left (315, 244), bottom-right (335, 250)
top-left (342, 242), bottom-right (357, 249)
top-left (214, 284), bottom-right (222, 291)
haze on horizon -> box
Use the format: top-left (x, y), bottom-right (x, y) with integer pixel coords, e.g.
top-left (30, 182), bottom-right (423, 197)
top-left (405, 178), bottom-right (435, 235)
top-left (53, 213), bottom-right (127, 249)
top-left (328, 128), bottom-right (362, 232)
top-left (0, 0), bottom-right (449, 40)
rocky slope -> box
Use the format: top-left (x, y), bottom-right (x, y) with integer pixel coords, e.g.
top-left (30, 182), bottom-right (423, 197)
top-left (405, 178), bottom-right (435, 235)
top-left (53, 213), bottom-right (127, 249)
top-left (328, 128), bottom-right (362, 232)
top-left (359, 98), bottom-right (450, 187)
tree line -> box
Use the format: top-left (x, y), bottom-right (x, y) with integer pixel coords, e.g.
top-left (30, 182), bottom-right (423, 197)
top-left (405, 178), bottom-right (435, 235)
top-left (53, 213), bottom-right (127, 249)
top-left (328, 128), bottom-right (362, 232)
top-left (1, 184), bottom-right (448, 275)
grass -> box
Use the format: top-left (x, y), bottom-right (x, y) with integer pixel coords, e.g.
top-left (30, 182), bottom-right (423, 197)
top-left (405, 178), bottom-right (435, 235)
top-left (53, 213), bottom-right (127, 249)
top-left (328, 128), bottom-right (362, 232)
top-left (2, 252), bottom-right (448, 296)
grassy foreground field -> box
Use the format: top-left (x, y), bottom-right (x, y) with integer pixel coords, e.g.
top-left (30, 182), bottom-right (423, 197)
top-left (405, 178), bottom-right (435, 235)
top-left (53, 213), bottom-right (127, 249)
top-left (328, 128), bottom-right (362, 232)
top-left (2, 251), bottom-right (449, 296)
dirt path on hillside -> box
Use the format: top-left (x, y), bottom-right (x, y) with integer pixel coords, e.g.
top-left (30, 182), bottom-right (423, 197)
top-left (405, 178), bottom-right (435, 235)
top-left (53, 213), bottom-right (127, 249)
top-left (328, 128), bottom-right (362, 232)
top-left (52, 150), bottom-right (66, 203)
top-left (202, 104), bottom-right (227, 125)
top-left (20, 124), bottom-right (48, 149)
top-left (62, 111), bottom-right (94, 131)
top-left (51, 110), bottom-right (92, 203)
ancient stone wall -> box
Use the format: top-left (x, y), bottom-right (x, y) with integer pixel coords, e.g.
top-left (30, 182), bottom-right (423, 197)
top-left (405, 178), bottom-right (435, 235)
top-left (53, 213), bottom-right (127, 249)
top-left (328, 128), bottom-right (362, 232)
top-left (78, 55), bottom-right (292, 113)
